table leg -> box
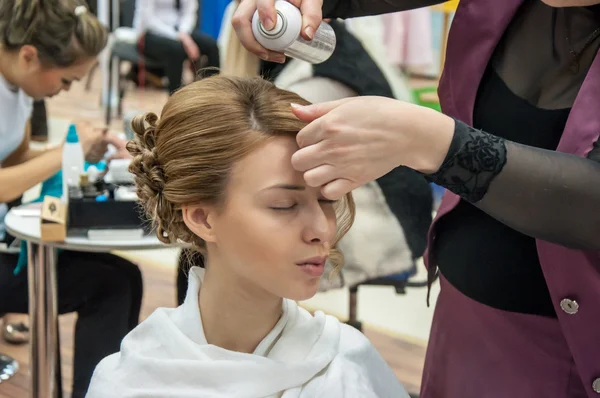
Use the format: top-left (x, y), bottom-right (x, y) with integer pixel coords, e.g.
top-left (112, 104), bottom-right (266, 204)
top-left (55, 319), bottom-right (63, 398)
top-left (27, 243), bottom-right (60, 398)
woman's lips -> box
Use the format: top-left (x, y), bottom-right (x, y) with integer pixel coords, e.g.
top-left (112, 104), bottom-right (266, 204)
top-left (296, 256), bottom-right (327, 266)
top-left (296, 257), bottom-right (326, 277)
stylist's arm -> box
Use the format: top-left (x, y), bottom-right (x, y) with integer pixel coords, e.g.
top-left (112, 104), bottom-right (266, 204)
top-left (291, 98), bottom-right (600, 251)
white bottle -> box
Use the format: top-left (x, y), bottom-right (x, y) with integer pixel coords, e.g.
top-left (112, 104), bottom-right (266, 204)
top-left (62, 124), bottom-right (85, 203)
top-left (252, 0), bottom-right (336, 64)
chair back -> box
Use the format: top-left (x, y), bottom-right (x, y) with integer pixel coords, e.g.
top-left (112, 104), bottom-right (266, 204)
top-left (1, 197), bottom-right (22, 248)
top-left (120, 0), bottom-right (137, 28)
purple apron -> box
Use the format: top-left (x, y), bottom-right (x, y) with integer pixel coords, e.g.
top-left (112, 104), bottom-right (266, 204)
top-left (422, 0), bottom-right (600, 396)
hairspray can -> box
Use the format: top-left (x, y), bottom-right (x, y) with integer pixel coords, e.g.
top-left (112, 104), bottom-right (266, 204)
top-left (252, 0), bottom-right (336, 64)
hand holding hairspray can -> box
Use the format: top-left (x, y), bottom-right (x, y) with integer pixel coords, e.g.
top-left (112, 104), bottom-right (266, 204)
top-left (251, 0), bottom-right (336, 64)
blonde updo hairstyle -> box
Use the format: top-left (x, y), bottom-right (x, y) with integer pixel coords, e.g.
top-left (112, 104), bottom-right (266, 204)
top-left (128, 76), bottom-right (355, 272)
top-left (0, 0), bottom-right (108, 67)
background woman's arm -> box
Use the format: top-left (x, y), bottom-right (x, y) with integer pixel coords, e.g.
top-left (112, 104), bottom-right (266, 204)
top-left (2, 122), bottom-right (52, 167)
top-left (177, 0), bottom-right (199, 35)
top-left (136, 0), bottom-right (178, 40)
top-left (0, 146), bottom-right (62, 203)
top-left (0, 119), bottom-right (110, 203)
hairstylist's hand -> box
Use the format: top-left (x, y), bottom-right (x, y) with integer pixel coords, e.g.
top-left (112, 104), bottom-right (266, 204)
top-left (290, 97), bottom-right (455, 199)
top-left (232, 0), bottom-right (322, 62)
top-left (76, 122), bottom-right (108, 164)
top-left (179, 32), bottom-right (200, 60)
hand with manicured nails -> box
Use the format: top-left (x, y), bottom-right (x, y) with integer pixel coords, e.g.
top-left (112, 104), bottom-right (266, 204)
top-left (75, 121), bottom-right (108, 164)
top-left (290, 98), bottom-right (455, 200)
top-left (103, 133), bottom-right (132, 163)
top-left (232, 0), bottom-right (322, 63)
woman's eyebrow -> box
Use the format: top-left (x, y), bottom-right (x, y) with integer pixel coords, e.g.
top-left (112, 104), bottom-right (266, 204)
top-left (262, 183), bottom-right (305, 191)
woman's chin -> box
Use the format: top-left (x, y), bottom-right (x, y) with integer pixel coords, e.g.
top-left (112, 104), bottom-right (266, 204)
top-left (284, 280), bottom-right (321, 302)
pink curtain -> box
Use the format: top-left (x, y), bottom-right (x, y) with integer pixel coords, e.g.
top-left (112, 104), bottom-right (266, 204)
top-left (382, 8), bottom-right (434, 69)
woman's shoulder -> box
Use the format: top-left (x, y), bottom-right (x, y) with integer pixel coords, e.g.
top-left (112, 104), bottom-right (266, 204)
top-left (337, 322), bottom-right (372, 349)
top-left (327, 322), bottom-right (410, 397)
top-left (300, 319), bottom-right (409, 397)
top-left (336, 322), bottom-right (391, 367)
top-left (313, 311), bottom-right (401, 367)
top-left (298, 308), bottom-right (375, 353)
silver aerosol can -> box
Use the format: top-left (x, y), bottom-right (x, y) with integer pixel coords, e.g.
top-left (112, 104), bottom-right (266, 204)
top-left (252, 0), bottom-right (336, 64)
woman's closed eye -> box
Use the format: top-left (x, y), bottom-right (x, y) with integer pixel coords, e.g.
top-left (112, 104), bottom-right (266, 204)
top-left (270, 202), bottom-right (297, 211)
top-left (270, 199), bottom-right (336, 211)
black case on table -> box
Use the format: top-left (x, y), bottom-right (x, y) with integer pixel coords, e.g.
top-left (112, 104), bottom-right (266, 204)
top-left (66, 184), bottom-right (151, 237)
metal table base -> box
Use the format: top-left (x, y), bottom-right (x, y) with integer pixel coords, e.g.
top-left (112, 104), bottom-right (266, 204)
top-left (27, 242), bottom-right (62, 398)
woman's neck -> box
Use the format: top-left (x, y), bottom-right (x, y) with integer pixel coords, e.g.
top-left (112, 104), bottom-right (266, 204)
top-left (198, 263), bottom-right (283, 354)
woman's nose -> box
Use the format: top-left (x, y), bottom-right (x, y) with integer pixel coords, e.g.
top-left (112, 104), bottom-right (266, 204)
top-left (301, 206), bottom-right (333, 245)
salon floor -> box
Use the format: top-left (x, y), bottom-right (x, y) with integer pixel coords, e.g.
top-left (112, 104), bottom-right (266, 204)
top-left (0, 71), bottom-right (441, 398)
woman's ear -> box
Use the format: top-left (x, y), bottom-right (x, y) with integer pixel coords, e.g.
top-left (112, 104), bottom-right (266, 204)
top-left (182, 205), bottom-right (217, 243)
top-left (19, 45), bottom-right (40, 70)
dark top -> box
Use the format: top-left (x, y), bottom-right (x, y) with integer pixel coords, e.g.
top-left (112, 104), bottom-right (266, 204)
top-left (426, 2), bottom-right (600, 313)
top-left (434, 68), bottom-right (568, 317)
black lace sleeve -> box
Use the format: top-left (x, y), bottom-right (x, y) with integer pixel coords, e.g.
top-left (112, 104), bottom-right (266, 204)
top-left (427, 120), bottom-right (600, 251)
top-left (427, 121), bottom-right (508, 203)
top-left (322, 0), bottom-right (444, 19)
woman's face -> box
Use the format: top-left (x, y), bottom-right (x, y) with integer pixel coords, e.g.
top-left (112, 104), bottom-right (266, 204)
top-left (16, 46), bottom-right (97, 99)
top-left (541, 0), bottom-right (600, 6)
top-left (193, 136), bottom-right (338, 302)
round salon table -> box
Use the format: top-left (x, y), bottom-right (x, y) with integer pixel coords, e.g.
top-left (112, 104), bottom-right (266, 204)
top-left (5, 207), bottom-right (165, 398)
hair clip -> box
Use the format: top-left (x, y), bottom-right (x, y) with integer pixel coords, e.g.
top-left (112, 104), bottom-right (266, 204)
top-left (74, 5), bottom-right (88, 17)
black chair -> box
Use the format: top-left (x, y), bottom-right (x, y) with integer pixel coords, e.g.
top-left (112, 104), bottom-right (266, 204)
top-left (345, 264), bottom-right (431, 332)
top-left (345, 263), bottom-right (430, 398)
top-left (345, 183), bottom-right (444, 333)
top-left (345, 183), bottom-right (446, 398)
top-left (1, 197), bottom-right (22, 247)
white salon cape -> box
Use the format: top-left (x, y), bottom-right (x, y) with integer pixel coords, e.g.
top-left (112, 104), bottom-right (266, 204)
top-left (87, 267), bottom-right (409, 398)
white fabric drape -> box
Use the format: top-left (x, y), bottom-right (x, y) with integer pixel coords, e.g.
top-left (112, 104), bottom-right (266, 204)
top-left (87, 267), bottom-right (409, 398)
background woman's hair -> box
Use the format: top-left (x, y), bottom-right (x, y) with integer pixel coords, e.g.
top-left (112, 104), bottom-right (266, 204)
top-left (221, 1), bottom-right (261, 77)
top-left (128, 75), bottom-right (355, 272)
top-left (0, 0), bottom-right (108, 67)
